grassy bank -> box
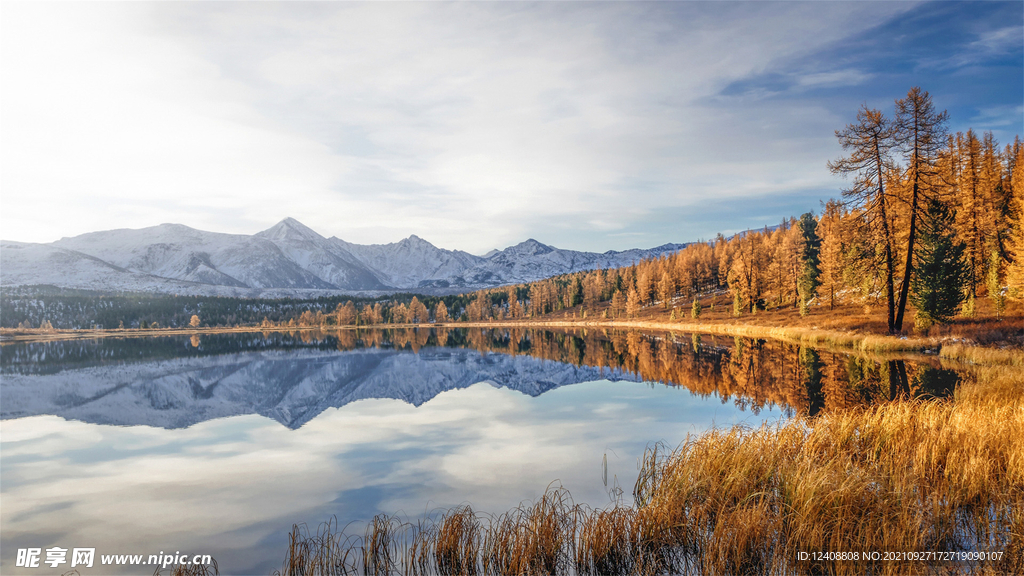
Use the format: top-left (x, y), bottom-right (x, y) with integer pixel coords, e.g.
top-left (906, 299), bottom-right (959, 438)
top-left (276, 363), bottom-right (1023, 575)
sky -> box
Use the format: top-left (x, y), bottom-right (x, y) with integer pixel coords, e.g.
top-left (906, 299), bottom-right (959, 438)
top-left (1, 1), bottom-right (1021, 254)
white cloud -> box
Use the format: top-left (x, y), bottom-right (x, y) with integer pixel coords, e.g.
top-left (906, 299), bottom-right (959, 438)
top-left (1, 2), bottom-right (916, 251)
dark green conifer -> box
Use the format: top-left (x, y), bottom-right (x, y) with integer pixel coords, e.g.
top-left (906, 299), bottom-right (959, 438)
top-left (797, 213), bottom-right (821, 316)
top-left (910, 199), bottom-right (969, 325)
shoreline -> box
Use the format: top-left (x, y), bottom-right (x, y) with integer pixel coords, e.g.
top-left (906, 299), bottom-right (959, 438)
top-left (4, 319), bottom-right (1020, 366)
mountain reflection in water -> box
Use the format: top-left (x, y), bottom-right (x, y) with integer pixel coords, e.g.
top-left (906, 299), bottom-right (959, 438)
top-left (0, 327), bottom-right (968, 575)
top-left (1, 327), bottom-right (961, 429)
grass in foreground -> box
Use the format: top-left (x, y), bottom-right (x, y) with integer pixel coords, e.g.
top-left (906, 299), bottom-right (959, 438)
top-left (276, 365), bottom-right (1023, 575)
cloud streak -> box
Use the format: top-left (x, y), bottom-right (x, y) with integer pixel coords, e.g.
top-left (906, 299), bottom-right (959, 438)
top-left (1, 2), bottom-right (1018, 253)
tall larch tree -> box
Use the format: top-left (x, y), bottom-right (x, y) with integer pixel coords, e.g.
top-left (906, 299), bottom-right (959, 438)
top-left (658, 271), bottom-right (674, 309)
top-left (955, 129), bottom-right (988, 299)
top-left (817, 200), bottom-right (846, 310)
top-left (828, 105), bottom-right (898, 332)
top-left (892, 87), bottom-right (949, 332)
top-left (728, 231), bottom-right (767, 313)
top-left (626, 286), bottom-right (641, 318)
top-left (506, 286), bottom-right (522, 318)
top-left (435, 301), bottom-right (449, 323)
top-left (610, 289), bottom-right (626, 318)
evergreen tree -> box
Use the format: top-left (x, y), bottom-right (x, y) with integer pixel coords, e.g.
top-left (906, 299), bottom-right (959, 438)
top-left (796, 212), bottom-right (821, 315)
top-left (910, 199), bottom-right (969, 325)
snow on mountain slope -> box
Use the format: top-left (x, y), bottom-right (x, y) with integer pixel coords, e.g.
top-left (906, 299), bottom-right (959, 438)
top-left (2, 219), bottom-right (688, 295)
top-left (256, 218), bottom-right (387, 290)
top-left (53, 223), bottom-right (337, 290)
top-left (440, 239), bottom-right (689, 286)
top-left (0, 239), bottom-right (389, 297)
top-left (333, 234), bottom-right (484, 288)
top-left (0, 240), bottom-right (212, 294)
top-left (2, 239), bottom-right (122, 283)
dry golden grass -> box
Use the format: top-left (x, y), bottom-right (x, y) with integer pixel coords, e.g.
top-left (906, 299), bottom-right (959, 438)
top-left (277, 366), bottom-right (1023, 576)
top-left (940, 342), bottom-right (1024, 367)
top-left (481, 486), bottom-right (575, 576)
top-left (434, 506), bottom-right (480, 576)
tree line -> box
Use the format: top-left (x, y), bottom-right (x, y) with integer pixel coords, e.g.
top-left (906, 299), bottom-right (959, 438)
top-left (0, 287), bottom-right (476, 330)
top-left (455, 87), bottom-right (1023, 334)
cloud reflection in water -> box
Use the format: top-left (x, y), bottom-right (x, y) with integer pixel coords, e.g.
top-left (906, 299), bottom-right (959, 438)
top-left (1, 377), bottom-right (779, 574)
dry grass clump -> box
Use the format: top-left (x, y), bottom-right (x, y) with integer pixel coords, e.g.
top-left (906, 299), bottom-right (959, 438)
top-left (278, 369), bottom-right (1022, 575)
top-left (482, 487), bottom-right (575, 576)
top-left (280, 517), bottom-right (359, 575)
top-left (434, 506), bottom-right (480, 575)
top-left (940, 342), bottom-right (1024, 367)
top-left (577, 504), bottom-right (638, 569)
top-left (633, 369), bottom-right (1024, 575)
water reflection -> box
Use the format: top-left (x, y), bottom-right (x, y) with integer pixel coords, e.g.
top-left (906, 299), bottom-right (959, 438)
top-left (1, 328), bottom-right (962, 429)
top-left (0, 328), bottom-right (964, 574)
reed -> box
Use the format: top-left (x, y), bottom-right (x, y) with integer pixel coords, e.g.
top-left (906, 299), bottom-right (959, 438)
top-left (280, 517), bottom-right (359, 575)
top-left (278, 368), bottom-right (1023, 575)
top-left (434, 506), bottom-right (480, 576)
top-left (482, 486), bottom-right (575, 576)
top-left (363, 514), bottom-right (405, 576)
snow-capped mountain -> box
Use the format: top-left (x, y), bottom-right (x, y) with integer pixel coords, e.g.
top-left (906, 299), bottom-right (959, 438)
top-left (445, 238), bottom-right (689, 288)
top-left (1, 218), bottom-right (686, 296)
top-left (333, 233), bottom-right (484, 289)
top-left (254, 218), bottom-right (387, 290)
top-left (1, 346), bottom-right (639, 429)
top-left (52, 223), bottom-right (340, 290)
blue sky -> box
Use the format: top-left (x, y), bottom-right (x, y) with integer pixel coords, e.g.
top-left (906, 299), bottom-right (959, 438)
top-left (1, 1), bottom-right (1020, 253)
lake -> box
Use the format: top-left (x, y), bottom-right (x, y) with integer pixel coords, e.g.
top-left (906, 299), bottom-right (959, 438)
top-left (0, 328), bottom-right (961, 574)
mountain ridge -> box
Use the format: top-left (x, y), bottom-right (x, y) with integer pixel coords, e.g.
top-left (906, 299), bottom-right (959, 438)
top-left (1, 218), bottom-right (688, 297)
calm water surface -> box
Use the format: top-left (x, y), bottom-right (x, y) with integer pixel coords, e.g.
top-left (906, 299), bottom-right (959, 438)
top-left (0, 328), bottom-right (961, 574)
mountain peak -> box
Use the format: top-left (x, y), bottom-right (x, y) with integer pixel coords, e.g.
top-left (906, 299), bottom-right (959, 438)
top-left (501, 238), bottom-right (553, 257)
top-left (258, 217), bottom-right (326, 243)
top-left (401, 234), bottom-right (437, 248)
top-left (518, 238), bottom-right (551, 249)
